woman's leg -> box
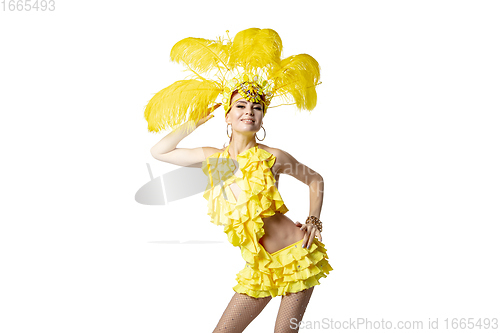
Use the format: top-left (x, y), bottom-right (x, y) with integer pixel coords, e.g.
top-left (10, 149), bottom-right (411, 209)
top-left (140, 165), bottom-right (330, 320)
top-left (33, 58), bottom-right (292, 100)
top-left (212, 292), bottom-right (272, 333)
top-left (274, 287), bottom-right (315, 333)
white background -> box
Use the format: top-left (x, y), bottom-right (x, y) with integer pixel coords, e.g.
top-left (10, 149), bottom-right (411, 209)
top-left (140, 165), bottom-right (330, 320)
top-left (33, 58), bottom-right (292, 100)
top-left (1, 0), bottom-right (499, 332)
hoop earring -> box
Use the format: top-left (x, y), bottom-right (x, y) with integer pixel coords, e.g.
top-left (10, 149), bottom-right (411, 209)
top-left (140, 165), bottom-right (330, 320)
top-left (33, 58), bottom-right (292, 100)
top-left (226, 124), bottom-right (232, 138)
top-left (256, 125), bottom-right (266, 141)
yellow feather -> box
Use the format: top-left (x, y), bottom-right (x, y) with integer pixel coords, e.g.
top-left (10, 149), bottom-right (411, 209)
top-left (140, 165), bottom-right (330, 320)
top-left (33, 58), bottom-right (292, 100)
top-left (170, 37), bottom-right (230, 74)
top-left (144, 79), bottom-right (221, 133)
top-left (268, 54), bottom-right (321, 110)
top-left (229, 28), bottom-right (282, 73)
top-left (144, 29), bottom-right (322, 134)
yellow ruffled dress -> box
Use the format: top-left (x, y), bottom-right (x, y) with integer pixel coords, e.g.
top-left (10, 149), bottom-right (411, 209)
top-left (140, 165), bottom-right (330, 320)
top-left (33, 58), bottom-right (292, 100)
top-left (201, 145), bottom-right (333, 298)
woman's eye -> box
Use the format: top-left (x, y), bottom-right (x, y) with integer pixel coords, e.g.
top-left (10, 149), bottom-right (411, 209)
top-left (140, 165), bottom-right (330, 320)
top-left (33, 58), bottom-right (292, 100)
top-left (237, 105), bottom-right (245, 108)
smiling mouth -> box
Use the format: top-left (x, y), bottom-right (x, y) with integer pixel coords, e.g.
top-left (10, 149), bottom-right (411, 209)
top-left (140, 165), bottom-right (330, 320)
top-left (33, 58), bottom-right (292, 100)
top-left (241, 119), bottom-right (255, 123)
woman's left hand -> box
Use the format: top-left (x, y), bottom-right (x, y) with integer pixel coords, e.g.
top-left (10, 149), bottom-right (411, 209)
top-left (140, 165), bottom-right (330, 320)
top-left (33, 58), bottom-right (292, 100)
top-left (295, 221), bottom-right (322, 249)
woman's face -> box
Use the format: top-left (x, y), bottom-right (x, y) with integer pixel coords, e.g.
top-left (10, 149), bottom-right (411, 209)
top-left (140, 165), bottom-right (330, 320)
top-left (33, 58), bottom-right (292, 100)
top-left (225, 92), bottom-right (264, 134)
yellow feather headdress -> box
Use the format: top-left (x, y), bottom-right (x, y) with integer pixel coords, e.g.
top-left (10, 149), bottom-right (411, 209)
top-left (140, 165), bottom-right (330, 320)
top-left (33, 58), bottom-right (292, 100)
top-left (144, 28), bottom-right (321, 133)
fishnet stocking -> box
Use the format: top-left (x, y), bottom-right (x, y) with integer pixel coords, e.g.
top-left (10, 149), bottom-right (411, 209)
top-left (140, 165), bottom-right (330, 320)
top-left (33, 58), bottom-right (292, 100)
top-left (212, 292), bottom-right (272, 332)
top-left (274, 287), bottom-right (315, 333)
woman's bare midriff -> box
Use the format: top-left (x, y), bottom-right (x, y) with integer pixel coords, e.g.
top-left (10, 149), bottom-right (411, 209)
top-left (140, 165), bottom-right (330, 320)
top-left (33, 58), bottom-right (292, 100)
top-left (258, 211), bottom-right (306, 254)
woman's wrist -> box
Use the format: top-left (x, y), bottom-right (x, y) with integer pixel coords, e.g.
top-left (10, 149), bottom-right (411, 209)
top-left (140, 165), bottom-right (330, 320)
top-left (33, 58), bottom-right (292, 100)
top-left (305, 215), bottom-right (322, 232)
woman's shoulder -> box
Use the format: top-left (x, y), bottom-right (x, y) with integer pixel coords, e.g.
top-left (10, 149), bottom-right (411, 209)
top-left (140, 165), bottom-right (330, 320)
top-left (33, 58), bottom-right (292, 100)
top-left (256, 144), bottom-right (282, 159)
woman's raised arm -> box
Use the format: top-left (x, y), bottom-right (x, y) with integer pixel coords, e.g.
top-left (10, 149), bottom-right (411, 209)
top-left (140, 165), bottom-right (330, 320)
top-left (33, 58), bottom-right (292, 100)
top-left (150, 105), bottom-right (220, 167)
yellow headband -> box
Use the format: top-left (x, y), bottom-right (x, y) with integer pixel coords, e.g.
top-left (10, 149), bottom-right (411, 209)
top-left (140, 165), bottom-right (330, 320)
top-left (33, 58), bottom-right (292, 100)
top-left (223, 73), bottom-right (273, 116)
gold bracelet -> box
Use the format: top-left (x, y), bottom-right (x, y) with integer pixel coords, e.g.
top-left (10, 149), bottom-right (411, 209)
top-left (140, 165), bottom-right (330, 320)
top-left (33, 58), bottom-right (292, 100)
top-left (305, 215), bottom-right (322, 233)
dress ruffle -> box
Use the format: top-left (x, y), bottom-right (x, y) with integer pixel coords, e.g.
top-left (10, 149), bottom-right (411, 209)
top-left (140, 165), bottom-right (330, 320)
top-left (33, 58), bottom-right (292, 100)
top-left (233, 239), bottom-right (333, 298)
top-left (202, 146), bottom-right (289, 269)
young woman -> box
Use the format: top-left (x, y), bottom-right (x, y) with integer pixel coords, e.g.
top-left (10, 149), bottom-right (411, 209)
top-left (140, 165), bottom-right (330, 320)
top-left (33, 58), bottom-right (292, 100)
top-left (146, 28), bottom-right (333, 332)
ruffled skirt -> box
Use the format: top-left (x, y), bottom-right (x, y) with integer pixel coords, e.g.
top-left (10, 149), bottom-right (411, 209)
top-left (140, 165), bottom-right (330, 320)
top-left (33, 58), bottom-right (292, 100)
top-left (233, 238), bottom-right (333, 298)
